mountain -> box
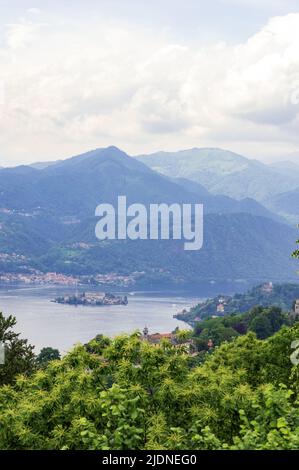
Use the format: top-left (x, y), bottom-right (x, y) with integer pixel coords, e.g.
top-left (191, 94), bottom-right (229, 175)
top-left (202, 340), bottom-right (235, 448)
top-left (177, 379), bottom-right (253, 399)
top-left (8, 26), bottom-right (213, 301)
top-left (173, 177), bottom-right (282, 222)
top-left (30, 161), bottom-right (62, 170)
top-left (0, 146), bottom-right (278, 220)
top-left (269, 161), bottom-right (299, 176)
top-left (136, 148), bottom-right (299, 203)
top-left (36, 212), bottom-right (298, 284)
top-left (0, 146), bottom-right (298, 286)
top-left (0, 147), bottom-right (200, 216)
top-left (267, 187), bottom-right (299, 222)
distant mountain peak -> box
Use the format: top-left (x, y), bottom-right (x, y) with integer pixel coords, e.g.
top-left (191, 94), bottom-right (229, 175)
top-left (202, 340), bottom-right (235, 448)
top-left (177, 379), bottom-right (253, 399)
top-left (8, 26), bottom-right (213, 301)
top-left (136, 147), bottom-right (299, 205)
top-left (40, 145), bottom-right (131, 173)
top-left (85, 146), bottom-right (126, 157)
top-left (105, 145), bottom-right (124, 153)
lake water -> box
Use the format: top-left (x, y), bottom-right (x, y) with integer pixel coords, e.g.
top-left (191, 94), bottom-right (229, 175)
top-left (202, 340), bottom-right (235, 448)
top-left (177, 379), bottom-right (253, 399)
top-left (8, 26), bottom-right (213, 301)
top-left (0, 285), bottom-right (202, 353)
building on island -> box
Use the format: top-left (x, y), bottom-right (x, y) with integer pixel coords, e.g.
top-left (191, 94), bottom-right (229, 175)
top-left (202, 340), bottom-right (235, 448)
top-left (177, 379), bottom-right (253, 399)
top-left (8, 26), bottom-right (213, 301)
top-left (53, 291), bottom-right (128, 306)
top-left (261, 282), bottom-right (273, 293)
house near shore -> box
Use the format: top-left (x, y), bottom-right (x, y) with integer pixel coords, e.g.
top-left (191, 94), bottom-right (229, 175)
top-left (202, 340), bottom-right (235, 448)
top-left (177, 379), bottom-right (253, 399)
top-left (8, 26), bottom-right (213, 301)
top-left (142, 326), bottom-right (173, 344)
top-left (141, 327), bottom-right (196, 354)
top-left (216, 303), bottom-right (225, 314)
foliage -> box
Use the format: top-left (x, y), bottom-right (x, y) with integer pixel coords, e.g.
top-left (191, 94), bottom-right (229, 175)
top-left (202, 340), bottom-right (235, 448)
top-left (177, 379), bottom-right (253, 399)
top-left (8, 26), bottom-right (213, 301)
top-left (0, 322), bottom-right (299, 450)
top-left (0, 312), bottom-right (35, 386)
top-left (177, 283), bottom-right (299, 324)
top-left (1, 212), bottom-right (297, 287)
top-left (293, 230), bottom-right (299, 261)
top-left (192, 305), bottom-right (291, 352)
top-left (36, 347), bottom-right (61, 368)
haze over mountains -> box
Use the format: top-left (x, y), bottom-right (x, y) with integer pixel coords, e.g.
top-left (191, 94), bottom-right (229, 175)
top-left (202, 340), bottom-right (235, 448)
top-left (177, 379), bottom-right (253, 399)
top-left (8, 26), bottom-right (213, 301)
top-left (0, 146), bottom-right (280, 220)
top-left (0, 146), bottom-right (298, 287)
top-left (136, 148), bottom-right (299, 222)
top-left (268, 188), bottom-right (299, 221)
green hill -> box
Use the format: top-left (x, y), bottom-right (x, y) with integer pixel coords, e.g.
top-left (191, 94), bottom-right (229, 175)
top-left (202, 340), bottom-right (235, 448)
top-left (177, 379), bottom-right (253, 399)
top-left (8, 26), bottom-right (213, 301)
top-left (0, 147), bottom-right (298, 286)
top-left (176, 283), bottom-right (299, 324)
top-left (136, 147), bottom-right (299, 204)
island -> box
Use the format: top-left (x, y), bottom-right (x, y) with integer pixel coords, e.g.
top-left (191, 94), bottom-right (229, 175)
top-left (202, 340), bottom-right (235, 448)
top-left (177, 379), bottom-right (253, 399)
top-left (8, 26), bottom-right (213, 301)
top-left (53, 292), bottom-right (128, 306)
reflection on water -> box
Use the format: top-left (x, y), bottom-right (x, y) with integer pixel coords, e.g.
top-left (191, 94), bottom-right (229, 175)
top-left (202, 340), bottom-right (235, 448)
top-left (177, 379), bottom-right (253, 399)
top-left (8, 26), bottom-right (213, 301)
top-left (0, 285), bottom-right (201, 353)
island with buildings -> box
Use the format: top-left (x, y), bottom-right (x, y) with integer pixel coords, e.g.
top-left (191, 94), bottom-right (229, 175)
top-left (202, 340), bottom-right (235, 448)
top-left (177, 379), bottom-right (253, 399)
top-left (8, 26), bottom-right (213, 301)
top-left (53, 291), bottom-right (128, 306)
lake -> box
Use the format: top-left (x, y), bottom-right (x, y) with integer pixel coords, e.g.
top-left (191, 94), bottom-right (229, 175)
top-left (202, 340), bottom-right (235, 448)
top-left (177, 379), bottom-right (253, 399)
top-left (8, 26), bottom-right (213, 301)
top-left (0, 285), bottom-right (202, 353)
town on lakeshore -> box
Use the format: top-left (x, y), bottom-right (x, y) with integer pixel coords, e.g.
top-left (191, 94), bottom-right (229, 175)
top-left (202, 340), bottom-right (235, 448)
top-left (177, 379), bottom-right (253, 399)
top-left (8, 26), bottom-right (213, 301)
top-left (0, 269), bottom-right (144, 287)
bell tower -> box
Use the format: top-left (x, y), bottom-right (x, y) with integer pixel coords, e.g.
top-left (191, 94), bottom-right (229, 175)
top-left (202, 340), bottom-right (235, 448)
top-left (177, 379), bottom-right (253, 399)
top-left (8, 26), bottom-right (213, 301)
top-left (143, 326), bottom-right (149, 339)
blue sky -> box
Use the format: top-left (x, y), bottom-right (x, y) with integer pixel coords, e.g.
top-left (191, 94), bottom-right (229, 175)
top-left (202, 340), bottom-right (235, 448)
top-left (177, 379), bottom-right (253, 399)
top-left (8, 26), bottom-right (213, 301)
top-left (0, 1), bottom-right (299, 165)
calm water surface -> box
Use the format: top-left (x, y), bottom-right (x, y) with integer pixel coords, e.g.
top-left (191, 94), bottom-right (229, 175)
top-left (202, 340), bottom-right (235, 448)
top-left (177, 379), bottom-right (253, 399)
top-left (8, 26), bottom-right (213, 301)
top-left (0, 285), bottom-right (201, 353)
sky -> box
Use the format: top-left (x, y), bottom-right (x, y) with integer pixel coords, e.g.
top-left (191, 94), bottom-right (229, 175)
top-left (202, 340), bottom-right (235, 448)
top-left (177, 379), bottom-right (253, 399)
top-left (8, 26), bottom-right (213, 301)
top-left (1, 1), bottom-right (299, 166)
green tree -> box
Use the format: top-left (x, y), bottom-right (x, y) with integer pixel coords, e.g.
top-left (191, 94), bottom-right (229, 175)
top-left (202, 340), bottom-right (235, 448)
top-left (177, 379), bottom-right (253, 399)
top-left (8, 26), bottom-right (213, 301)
top-left (85, 334), bottom-right (111, 355)
top-left (174, 329), bottom-right (192, 344)
top-left (230, 385), bottom-right (299, 450)
top-left (292, 227), bottom-right (299, 260)
top-left (0, 312), bottom-right (35, 386)
top-left (36, 347), bottom-right (60, 367)
top-left (0, 325), bottom-right (299, 450)
top-left (249, 314), bottom-right (272, 339)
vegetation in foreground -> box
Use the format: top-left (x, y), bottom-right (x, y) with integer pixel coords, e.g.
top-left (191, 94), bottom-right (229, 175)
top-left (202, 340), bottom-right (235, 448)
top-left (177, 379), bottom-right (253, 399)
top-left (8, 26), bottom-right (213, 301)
top-left (0, 318), bottom-right (299, 449)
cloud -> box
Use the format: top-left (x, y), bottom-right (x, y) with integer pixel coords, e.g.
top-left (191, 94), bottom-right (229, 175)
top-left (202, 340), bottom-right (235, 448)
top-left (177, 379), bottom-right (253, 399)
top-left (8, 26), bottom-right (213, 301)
top-left (27, 8), bottom-right (42, 15)
top-left (1, 11), bottom-right (299, 164)
top-left (5, 20), bottom-right (45, 49)
top-left (219, 0), bottom-right (296, 8)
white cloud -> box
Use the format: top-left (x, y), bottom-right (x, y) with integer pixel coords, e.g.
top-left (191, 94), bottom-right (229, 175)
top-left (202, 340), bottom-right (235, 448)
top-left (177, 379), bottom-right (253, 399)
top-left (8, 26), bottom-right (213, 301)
top-left (0, 11), bottom-right (299, 164)
top-left (5, 20), bottom-right (45, 49)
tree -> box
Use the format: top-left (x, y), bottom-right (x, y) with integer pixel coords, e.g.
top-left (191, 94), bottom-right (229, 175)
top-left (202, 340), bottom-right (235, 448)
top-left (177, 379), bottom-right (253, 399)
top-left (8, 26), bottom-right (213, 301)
top-left (0, 312), bottom-right (35, 386)
top-left (293, 229), bottom-right (299, 265)
top-left (36, 347), bottom-right (60, 367)
top-left (0, 323), bottom-right (299, 450)
top-left (174, 329), bottom-right (192, 344)
top-left (249, 314), bottom-right (272, 339)
top-left (85, 334), bottom-right (111, 355)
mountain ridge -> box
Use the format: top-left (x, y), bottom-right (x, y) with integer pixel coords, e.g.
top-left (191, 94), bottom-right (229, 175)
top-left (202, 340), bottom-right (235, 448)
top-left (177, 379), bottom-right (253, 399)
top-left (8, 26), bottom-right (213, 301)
top-left (136, 147), bottom-right (299, 202)
top-left (0, 146), bottom-right (297, 286)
